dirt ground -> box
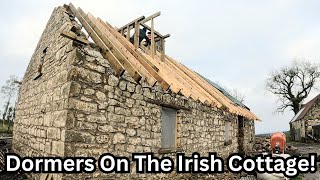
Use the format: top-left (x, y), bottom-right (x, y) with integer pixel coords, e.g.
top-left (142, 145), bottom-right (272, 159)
top-left (287, 141), bottom-right (320, 180)
top-left (0, 173), bottom-right (26, 180)
top-left (0, 136), bottom-right (319, 179)
top-left (287, 141), bottom-right (320, 156)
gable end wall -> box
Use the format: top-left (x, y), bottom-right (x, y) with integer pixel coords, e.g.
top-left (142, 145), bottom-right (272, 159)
top-left (291, 99), bottom-right (320, 141)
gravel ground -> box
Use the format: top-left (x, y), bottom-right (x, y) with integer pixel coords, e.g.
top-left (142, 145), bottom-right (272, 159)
top-left (287, 141), bottom-right (320, 156)
top-left (0, 173), bottom-right (26, 180)
top-left (287, 141), bottom-right (320, 180)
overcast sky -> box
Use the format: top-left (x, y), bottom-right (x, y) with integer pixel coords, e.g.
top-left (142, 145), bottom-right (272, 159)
top-left (1, 0), bottom-right (320, 134)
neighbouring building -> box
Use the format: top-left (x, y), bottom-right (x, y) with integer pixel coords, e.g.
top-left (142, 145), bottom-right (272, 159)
top-left (290, 94), bottom-right (320, 142)
top-left (12, 4), bottom-right (259, 179)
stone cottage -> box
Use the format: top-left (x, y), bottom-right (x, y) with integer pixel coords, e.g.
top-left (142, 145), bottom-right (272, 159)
top-left (290, 94), bottom-right (320, 141)
top-left (12, 3), bottom-right (259, 179)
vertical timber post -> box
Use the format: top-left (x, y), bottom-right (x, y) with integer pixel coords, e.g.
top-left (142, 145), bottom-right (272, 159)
top-left (126, 25), bottom-right (130, 42)
top-left (134, 21), bottom-right (140, 48)
top-left (121, 29), bottom-right (124, 36)
top-left (161, 38), bottom-right (165, 61)
top-left (151, 18), bottom-right (155, 58)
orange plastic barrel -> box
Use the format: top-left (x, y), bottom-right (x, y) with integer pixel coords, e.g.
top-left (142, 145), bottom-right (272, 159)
top-left (270, 132), bottom-right (286, 154)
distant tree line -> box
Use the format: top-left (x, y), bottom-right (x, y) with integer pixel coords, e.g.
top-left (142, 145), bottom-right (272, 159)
top-left (0, 75), bottom-right (20, 132)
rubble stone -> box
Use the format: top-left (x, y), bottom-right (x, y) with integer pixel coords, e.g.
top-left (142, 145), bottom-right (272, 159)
top-left (113, 133), bottom-right (126, 144)
top-left (12, 5), bottom-right (256, 180)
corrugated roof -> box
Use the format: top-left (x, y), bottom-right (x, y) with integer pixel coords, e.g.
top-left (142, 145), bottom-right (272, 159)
top-left (290, 107), bottom-right (305, 123)
top-left (290, 94), bottom-right (320, 123)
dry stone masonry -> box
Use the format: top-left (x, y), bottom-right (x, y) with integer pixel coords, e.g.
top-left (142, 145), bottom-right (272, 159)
top-left (12, 5), bottom-right (255, 179)
top-left (290, 97), bottom-right (320, 141)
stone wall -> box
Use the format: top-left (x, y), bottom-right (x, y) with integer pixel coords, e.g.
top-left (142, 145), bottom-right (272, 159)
top-left (290, 99), bottom-right (320, 141)
top-left (13, 5), bottom-right (255, 179)
top-left (61, 38), bottom-right (255, 179)
top-left (63, 44), bottom-right (245, 179)
top-left (291, 119), bottom-right (305, 141)
top-left (242, 119), bottom-right (255, 153)
top-left (13, 6), bottom-right (74, 155)
top-left (305, 100), bottom-right (320, 136)
top-left (12, 6), bottom-right (78, 180)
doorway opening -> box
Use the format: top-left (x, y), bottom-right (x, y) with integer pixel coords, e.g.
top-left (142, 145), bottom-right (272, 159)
top-left (238, 115), bottom-right (245, 154)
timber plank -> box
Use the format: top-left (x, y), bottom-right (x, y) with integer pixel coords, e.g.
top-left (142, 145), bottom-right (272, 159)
top-left (165, 56), bottom-right (223, 107)
top-left (140, 23), bottom-right (169, 39)
top-left (85, 12), bottom-right (159, 86)
top-left (137, 47), bottom-right (189, 96)
top-left (151, 18), bottom-right (155, 58)
top-left (167, 56), bottom-right (231, 106)
top-left (96, 18), bottom-right (170, 90)
top-left (117, 15), bottom-right (145, 32)
top-left (69, 3), bottom-right (258, 120)
top-left (141, 45), bottom-right (220, 106)
top-left (99, 18), bottom-right (159, 72)
top-left (60, 31), bottom-right (89, 44)
top-left (138, 47), bottom-right (212, 104)
top-left (134, 21), bottom-right (139, 48)
top-left (142, 46), bottom-right (219, 106)
top-left (140, 12), bottom-right (161, 24)
top-left (167, 56), bottom-right (258, 120)
top-left (161, 53), bottom-right (240, 113)
top-left (165, 56), bottom-right (225, 107)
top-left (126, 25), bottom-right (130, 41)
top-left (78, 8), bottom-right (148, 84)
top-left (68, 3), bottom-right (125, 76)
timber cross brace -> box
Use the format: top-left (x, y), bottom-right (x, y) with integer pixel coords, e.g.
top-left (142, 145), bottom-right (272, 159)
top-left (116, 12), bottom-right (170, 61)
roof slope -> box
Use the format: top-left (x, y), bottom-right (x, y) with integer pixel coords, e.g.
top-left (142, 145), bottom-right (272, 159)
top-left (67, 3), bottom-right (259, 120)
top-left (199, 75), bottom-right (249, 110)
top-left (290, 94), bottom-right (320, 123)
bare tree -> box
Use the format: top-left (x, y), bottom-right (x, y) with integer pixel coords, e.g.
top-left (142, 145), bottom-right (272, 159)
top-left (266, 60), bottom-right (320, 114)
top-left (227, 88), bottom-right (246, 103)
top-left (1, 75), bottom-right (20, 126)
top-left (215, 81), bottom-right (246, 103)
top-left (6, 106), bottom-right (15, 132)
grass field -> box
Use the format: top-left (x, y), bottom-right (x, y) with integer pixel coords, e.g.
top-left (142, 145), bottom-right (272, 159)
top-left (0, 120), bottom-right (13, 134)
top-left (283, 131), bottom-right (293, 142)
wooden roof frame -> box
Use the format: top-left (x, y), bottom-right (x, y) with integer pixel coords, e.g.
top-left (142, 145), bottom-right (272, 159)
top-left (67, 3), bottom-right (260, 121)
